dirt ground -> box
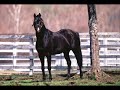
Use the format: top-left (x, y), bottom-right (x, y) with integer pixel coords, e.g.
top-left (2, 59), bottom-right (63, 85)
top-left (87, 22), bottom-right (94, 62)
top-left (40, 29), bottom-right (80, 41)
top-left (0, 70), bottom-right (120, 86)
top-left (0, 70), bottom-right (80, 82)
top-left (0, 70), bottom-right (78, 76)
top-left (0, 70), bottom-right (120, 82)
top-left (0, 70), bottom-right (26, 75)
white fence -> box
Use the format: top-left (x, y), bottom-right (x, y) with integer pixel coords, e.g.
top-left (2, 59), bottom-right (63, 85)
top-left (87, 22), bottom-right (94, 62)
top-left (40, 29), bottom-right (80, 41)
top-left (0, 32), bottom-right (120, 72)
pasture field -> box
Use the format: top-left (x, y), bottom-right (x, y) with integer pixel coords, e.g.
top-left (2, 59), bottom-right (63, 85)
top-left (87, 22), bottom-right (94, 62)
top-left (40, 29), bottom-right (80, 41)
top-left (0, 70), bottom-right (120, 86)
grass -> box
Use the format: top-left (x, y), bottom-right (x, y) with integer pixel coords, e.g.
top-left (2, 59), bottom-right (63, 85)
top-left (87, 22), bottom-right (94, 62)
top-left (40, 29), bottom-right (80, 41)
top-left (0, 71), bottom-right (120, 86)
top-left (1, 78), bottom-right (120, 86)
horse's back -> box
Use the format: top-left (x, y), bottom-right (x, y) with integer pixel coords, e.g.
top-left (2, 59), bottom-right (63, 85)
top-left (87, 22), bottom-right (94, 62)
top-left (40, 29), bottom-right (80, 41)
top-left (58, 29), bottom-right (77, 34)
top-left (58, 29), bottom-right (80, 48)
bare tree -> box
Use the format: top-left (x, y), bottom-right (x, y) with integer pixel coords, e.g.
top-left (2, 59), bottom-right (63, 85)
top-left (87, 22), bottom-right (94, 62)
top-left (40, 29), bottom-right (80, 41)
top-left (87, 4), bottom-right (102, 81)
top-left (86, 4), bottom-right (113, 82)
top-left (6, 5), bottom-right (22, 34)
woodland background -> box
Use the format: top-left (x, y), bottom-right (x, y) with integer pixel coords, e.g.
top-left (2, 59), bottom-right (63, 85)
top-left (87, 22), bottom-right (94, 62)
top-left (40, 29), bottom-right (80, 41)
top-left (0, 4), bottom-right (119, 34)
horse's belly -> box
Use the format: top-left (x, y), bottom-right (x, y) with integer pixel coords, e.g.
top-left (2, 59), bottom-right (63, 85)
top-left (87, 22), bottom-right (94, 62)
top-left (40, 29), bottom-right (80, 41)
top-left (53, 48), bottom-right (63, 53)
top-left (51, 46), bottom-right (69, 55)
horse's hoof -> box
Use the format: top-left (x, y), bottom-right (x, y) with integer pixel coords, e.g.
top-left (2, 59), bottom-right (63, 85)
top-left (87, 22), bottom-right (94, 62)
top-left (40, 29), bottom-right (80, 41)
top-left (42, 78), bottom-right (46, 82)
top-left (64, 77), bottom-right (69, 80)
top-left (48, 79), bottom-right (52, 82)
top-left (80, 74), bottom-right (83, 79)
top-left (80, 77), bottom-right (83, 79)
top-left (47, 77), bottom-right (52, 82)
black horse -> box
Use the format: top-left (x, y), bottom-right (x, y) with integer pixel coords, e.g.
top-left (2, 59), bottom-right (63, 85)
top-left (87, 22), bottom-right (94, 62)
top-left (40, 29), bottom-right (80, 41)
top-left (32, 13), bottom-right (83, 81)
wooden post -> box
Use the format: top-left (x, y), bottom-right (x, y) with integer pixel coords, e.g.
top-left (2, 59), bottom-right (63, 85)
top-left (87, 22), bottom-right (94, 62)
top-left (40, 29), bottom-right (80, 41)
top-left (29, 36), bottom-right (34, 76)
top-left (104, 39), bottom-right (108, 66)
top-left (13, 42), bottom-right (17, 70)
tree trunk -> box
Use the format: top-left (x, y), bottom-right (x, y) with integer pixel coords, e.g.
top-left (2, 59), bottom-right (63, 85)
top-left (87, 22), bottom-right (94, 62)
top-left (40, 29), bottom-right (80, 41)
top-left (14, 5), bottom-right (22, 34)
top-left (87, 4), bottom-right (102, 81)
top-left (6, 5), bottom-right (22, 34)
top-left (86, 4), bottom-right (113, 82)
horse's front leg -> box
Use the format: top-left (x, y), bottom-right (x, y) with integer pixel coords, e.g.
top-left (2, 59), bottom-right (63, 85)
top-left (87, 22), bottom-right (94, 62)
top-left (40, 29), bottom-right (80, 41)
top-left (39, 55), bottom-right (46, 81)
top-left (46, 55), bottom-right (52, 81)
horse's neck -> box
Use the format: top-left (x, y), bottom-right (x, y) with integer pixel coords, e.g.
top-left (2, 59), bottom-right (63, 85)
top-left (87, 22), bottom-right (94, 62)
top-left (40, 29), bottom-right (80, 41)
top-left (36, 25), bottom-right (51, 41)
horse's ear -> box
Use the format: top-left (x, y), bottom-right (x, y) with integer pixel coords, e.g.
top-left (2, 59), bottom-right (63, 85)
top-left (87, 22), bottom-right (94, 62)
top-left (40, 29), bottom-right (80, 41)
top-left (34, 13), bottom-right (36, 18)
top-left (39, 13), bottom-right (41, 17)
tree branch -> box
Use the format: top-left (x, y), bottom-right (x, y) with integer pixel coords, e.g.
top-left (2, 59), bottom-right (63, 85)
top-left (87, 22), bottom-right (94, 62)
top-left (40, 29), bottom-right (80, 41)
top-left (6, 5), bottom-right (14, 18)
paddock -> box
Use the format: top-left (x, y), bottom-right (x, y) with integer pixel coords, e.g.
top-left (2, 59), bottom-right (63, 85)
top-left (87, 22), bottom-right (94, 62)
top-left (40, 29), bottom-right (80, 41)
top-left (0, 32), bottom-right (120, 74)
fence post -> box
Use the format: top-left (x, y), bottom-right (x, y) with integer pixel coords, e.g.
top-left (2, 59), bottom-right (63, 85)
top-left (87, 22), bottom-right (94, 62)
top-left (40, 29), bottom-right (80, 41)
top-left (29, 36), bottom-right (34, 76)
top-left (104, 38), bottom-right (108, 66)
top-left (13, 42), bottom-right (17, 70)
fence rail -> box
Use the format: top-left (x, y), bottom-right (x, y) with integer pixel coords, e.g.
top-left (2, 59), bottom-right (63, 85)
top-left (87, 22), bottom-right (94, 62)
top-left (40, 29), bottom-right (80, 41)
top-left (0, 32), bottom-right (120, 73)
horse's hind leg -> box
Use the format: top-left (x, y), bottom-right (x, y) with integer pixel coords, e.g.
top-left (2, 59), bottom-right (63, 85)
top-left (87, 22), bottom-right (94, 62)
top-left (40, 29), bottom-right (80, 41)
top-left (72, 48), bottom-right (83, 79)
top-left (63, 51), bottom-right (71, 79)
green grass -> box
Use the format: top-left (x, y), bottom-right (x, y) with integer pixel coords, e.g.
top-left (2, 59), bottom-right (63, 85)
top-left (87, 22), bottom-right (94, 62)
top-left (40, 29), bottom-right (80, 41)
top-left (0, 72), bottom-right (120, 86)
top-left (1, 79), bottom-right (120, 86)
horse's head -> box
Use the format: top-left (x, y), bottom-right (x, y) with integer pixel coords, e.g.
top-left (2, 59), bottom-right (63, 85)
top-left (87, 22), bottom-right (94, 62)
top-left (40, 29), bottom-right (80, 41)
top-left (32, 13), bottom-right (44, 33)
